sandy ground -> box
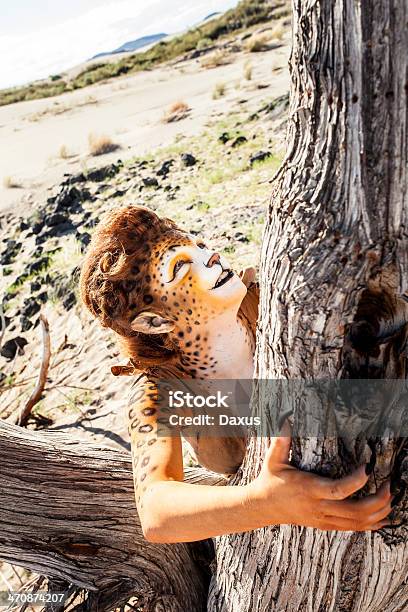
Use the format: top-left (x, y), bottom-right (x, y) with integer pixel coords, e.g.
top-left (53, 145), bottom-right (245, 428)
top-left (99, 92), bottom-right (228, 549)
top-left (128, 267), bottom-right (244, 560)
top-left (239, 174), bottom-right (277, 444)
top-left (0, 35), bottom-right (290, 215)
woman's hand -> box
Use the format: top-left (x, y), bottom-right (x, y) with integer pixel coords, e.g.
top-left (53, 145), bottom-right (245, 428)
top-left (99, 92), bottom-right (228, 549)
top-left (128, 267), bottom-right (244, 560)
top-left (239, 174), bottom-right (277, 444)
top-left (239, 266), bottom-right (257, 287)
top-left (246, 434), bottom-right (392, 532)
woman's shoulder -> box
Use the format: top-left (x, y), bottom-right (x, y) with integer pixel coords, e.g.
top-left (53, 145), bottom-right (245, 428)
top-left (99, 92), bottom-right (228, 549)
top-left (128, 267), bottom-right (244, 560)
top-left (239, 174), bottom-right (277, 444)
top-left (127, 367), bottom-right (175, 406)
top-left (128, 371), bottom-right (150, 404)
top-left (127, 366), bottom-right (178, 405)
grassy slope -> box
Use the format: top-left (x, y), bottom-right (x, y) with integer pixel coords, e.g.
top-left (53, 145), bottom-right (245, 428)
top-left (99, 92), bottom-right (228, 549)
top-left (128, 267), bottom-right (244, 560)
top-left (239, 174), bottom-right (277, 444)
top-left (0, 0), bottom-right (288, 107)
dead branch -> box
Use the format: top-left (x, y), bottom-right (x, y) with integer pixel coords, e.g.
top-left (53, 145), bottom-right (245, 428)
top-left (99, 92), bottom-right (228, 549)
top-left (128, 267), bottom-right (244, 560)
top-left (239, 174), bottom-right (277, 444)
top-left (13, 314), bottom-right (51, 427)
top-left (0, 304), bottom-right (5, 352)
top-left (0, 421), bottom-right (226, 611)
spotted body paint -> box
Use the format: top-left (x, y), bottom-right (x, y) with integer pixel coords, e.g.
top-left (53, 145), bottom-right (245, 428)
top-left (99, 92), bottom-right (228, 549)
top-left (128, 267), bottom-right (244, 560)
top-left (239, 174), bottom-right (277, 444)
top-left (80, 205), bottom-right (259, 519)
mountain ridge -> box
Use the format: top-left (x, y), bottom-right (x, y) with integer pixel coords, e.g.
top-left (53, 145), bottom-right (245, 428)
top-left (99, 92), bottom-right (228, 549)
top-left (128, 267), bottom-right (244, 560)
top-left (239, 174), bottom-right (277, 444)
top-left (90, 11), bottom-right (222, 61)
top-left (92, 33), bottom-right (167, 59)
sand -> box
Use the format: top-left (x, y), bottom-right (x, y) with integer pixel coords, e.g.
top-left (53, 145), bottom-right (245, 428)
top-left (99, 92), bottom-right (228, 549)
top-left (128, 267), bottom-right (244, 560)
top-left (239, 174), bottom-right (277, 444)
top-left (0, 36), bottom-right (290, 215)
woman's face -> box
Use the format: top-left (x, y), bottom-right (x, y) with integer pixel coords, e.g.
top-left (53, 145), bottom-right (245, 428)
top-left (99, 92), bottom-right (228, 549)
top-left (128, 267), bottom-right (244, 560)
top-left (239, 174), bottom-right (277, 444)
top-left (148, 232), bottom-right (247, 321)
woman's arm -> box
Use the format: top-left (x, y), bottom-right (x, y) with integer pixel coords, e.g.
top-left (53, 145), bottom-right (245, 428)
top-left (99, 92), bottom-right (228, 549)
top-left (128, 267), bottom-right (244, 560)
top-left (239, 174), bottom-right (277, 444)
top-left (128, 377), bottom-right (392, 543)
top-left (141, 437), bottom-right (391, 543)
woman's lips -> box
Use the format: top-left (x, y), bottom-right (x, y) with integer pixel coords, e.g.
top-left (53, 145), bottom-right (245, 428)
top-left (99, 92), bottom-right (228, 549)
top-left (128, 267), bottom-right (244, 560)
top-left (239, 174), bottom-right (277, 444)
top-left (212, 269), bottom-right (234, 289)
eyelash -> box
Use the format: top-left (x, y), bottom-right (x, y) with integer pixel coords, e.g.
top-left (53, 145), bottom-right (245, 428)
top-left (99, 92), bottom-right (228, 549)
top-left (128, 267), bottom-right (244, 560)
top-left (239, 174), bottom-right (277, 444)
top-left (169, 243), bottom-right (206, 280)
top-left (172, 259), bottom-right (191, 278)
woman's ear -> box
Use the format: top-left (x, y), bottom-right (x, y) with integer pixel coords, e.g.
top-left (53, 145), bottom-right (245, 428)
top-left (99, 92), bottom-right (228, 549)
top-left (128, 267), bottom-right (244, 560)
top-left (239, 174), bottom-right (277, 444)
top-left (130, 311), bottom-right (175, 334)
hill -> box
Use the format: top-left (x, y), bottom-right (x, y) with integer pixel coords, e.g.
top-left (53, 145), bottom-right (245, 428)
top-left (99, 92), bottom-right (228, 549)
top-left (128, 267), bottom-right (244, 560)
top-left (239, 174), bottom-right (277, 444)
top-left (0, 0), bottom-right (289, 107)
top-left (202, 12), bottom-right (221, 21)
top-left (92, 33), bottom-right (167, 59)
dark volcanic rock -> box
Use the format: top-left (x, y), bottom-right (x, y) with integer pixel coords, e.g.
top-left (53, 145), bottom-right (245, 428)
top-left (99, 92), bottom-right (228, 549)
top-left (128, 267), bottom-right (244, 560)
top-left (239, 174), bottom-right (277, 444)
top-left (1, 336), bottom-right (28, 360)
top-left (83, 217), bottom-right (98, 230)
top-left (111, 189), bottom-right (126, 198)
top-left (87, 164), bottom-right (120, 182)
top-left (54, 186), bottom-right (82, 211)
top-left (143, 177), bottom-right (159, 188)
top-left (157, 160), bottom-right (174, 177)
top-left (77, 232), bottom-right (91, 252)
top-left (0, 252), bottom-right (13, 266)
top-left (231, 135), bottom-right (247, 147)
top-left (21, 298), bottom-right (41, 318)
top-left (47, 221), bottom-right (75, 237)
top-left (0, 239), bottom-right (21, 265)
top-left (218, 132), bottom-right (230, 144)
top-left (20, 316), bottom-right (33, 332)
top-left (30, 280), bottom-right (42, 292)
top-left (27, 257), bottom-right (49, 275)
top-left (249, 150), bottom-right (271, 165)
top-left (234, 231), bottom-right (249, 243)
top-left (181, 153), bottom-right (197, 167)
top-left (31, 222), bottom-right (44, 235)
top-left (53, 186), bottom-right (91, 213)
top-left (46, 213), bottom-right (68, 227)
top-left (36, 222), bottom-right (75, 243)
top-left (61, 172), bottom-right (87, 185)
top-left (37, 291), bottom-right (48, 303)
top-left (63, 291), bottom-right (77, 311)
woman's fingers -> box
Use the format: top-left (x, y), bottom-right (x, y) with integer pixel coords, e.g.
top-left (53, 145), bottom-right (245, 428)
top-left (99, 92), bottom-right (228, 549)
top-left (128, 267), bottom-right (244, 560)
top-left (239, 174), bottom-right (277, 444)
top-left (319, 481), bottom-right (391, 519)
top-left (265, 434), bottom-right (292, 469)
top-left (315, 518), bottom-right (387, 532)
top-left (319, 500), bottom-right (392, 528)
top-left (308, 464), bottom-right (369, 500)
top-left (239, 267), bottom-right (256, 286)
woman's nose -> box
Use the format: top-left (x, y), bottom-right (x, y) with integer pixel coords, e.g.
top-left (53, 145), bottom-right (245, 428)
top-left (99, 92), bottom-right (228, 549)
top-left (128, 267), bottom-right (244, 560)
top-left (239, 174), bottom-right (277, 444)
top-left (206, 252), bottom-right (221, 268)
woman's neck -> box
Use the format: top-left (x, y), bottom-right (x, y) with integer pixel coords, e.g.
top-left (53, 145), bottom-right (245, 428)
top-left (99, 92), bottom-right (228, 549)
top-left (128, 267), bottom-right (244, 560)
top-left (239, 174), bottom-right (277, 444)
top-left (176, 311), bottom-right (255, 380)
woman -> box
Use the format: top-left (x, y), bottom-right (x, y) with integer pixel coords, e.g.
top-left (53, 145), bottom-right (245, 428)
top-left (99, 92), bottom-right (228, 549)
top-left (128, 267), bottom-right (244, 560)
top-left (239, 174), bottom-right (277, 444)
top-left (79, 205), bottom-right (391, 543)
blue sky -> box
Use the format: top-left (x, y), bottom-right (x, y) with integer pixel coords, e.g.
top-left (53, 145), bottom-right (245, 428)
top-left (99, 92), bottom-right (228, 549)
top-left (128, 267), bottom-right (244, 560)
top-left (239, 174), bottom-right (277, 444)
top-left (0, 0), bottom-right (239, 89)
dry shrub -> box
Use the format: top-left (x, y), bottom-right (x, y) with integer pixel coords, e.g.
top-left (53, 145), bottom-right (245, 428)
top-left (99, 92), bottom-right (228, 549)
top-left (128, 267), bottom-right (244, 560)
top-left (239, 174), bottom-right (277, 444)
top-left (200, 50), bottom-right (229, 69)
top-left (88, 133), bottom-right (120, 156)
top-left (196, 37), bottom-right (212, 51)
top-left (270, 22), bottom-right (285, 41)
top-left (245, 33), bottom-right (271, 53)
top-left (3, 175), bottom-right (21, 189)
top-left (212, 82), bottom-right (226, 99)
top-left (243, 60), bottom-right (253, 80)
top-left (59, 145), bottom-right (70, 159)
top-left (162, 101), bottom-right (191, 123)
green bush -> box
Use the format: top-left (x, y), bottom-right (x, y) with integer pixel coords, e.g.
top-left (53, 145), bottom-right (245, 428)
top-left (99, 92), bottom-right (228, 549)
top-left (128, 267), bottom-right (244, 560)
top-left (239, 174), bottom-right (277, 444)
top-left (196, 37), bottom-right (213, 50)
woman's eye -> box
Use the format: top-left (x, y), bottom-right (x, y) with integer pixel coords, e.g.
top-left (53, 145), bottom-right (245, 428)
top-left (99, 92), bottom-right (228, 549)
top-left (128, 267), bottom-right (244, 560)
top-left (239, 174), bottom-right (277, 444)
top-left (173, 260), bottom-right (188, 276)
top-left (197, 243), bottom-right (207, 249)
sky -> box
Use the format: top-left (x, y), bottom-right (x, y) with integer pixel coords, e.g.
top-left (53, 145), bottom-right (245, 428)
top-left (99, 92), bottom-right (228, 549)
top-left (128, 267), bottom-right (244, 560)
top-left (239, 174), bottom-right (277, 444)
top-left (0, 0), bottom-right (239, 89)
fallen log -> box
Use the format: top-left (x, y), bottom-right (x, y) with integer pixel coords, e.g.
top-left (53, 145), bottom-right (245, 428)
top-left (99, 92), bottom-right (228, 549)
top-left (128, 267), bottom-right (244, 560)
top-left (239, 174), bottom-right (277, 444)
top-left (0, 421), bottom-right (226, 611)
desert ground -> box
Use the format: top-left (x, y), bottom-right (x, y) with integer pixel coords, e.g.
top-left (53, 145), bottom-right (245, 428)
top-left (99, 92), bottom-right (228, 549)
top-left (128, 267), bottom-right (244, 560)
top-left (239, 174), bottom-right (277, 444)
top-left (0, 17), bottom-right (291, 600)
top-left (0, 31), bottom-right (290, 214)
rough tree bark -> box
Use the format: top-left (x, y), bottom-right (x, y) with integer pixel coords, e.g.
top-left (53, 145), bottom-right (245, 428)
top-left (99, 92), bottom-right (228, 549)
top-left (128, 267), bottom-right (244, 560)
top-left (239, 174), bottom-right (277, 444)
top-left (208, 0), bottom-right (408, 611)
top-left (0, 421), bottom-right (224, 611)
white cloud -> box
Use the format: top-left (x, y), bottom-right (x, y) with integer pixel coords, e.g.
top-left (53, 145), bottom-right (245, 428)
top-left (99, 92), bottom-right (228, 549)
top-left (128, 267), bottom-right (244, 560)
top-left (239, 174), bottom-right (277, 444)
top-left (0, 0), bottom-right (238, 89)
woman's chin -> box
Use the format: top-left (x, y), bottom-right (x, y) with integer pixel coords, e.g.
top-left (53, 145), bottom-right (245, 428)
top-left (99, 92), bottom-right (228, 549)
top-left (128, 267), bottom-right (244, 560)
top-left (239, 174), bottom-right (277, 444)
top-left (211, 274), bottom-right (247, 304)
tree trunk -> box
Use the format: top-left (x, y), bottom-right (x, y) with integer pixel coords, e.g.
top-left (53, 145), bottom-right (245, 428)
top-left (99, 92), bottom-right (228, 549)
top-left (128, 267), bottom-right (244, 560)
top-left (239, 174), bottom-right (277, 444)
top-left (209, 0), bottom-right (408, 610)
top-left (0, 421), bottom-right (224, 612)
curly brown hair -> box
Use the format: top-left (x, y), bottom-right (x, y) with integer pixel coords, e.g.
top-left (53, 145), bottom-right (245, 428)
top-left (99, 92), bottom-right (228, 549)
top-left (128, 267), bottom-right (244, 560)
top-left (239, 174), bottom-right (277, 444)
top-left (79, 205), bottom-right (186, 371)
